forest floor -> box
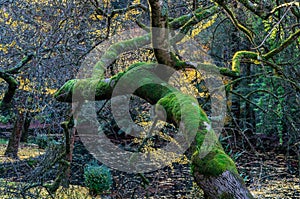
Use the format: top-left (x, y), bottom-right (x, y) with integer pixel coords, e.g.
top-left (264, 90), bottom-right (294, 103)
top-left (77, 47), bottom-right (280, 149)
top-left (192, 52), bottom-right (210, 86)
top-left (0, 137), bottom-right (299, 198)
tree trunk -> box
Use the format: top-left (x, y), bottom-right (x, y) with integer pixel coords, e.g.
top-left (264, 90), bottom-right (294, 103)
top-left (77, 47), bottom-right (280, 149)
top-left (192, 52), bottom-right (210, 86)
top-left (0, 74), bottom-right (18, 116)
top-left (54, 0), bottom-right (254, 195)
top-left (20, 112), bottom-right (31, 143)
top-left (194, 170), bottom-right (253, 199)
top-left (54, 63), bottom-right (254, 198)
top-left (5, 111), bottom-right (25, 158)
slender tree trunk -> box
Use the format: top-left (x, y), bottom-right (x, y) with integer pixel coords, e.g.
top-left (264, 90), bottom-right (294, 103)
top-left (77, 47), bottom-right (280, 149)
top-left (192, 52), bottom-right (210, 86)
top-left (20, 112), bottom-right (31, 143)
top-left (5, 111), bottom-right (25, 158)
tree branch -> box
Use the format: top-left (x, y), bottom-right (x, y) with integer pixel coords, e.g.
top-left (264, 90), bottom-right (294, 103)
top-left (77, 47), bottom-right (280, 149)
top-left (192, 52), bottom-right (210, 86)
top-left (148, 0), bottom-right (174, 66)
top-left (92, 34), bottom-right (151, 78)
top-left (6, 53), bottom-right (35, 74)
top-left (214, 0), bottom-right (254, 41)
top-left (263, 29), bottom-right (300, 59)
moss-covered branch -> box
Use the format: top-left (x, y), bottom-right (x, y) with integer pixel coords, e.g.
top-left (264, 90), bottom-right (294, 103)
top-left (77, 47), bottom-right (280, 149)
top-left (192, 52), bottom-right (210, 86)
top-left (0, 54), bottom-right (34, 110)
top-left (55, 63), bottom-right (174, 103)
top-left (56, 62), bottom-right (239, 177)
top-left (6, 53), bottom-right (35, 74)
top-left (56, 63), bottom-right (237, 178)
top-left (170, 6), bottom-right (216, 29)
top-left (0, 74), bottom-right (18, 110)
top-left (55, 61), bottom-right (241, 104)
top-left (171, 6), bottom-right (219, 43)
top-left (263, 29), bottom-right (300, 59)
top-left (92, 34), bottom-right (151, 78)
top-left (55, 61), bottom-right (253, 197)
top-left (230, 29), bottom-right (300, 75)
top-left (231, 51), bottom-right (258, 73)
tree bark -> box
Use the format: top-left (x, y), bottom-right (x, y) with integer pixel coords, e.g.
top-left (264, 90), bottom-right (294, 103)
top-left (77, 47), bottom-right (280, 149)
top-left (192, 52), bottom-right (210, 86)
top-left (194, 170), bottom-right (253, 199)
top-left (5, 111), bottom-right (25, 158)
top-left (20, 112), bottom-right (31, 143)
top-left (0, 54), bottom-right (33, 113)
top-left (0, 72), bottom-right (18, 115)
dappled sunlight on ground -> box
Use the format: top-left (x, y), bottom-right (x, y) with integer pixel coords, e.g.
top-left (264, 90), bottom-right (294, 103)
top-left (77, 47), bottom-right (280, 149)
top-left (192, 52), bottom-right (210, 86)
top-left (0, 142), bottom-right (44, 162)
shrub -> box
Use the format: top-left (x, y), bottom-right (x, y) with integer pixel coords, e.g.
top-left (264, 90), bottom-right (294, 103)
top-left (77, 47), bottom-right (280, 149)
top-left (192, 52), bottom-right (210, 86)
top-left (84, 163), bottom-right (113, 196)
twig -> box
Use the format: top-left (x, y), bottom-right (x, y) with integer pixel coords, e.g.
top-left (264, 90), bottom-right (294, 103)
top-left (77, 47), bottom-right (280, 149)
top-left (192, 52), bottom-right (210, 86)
top-left (253, 5), bottom-right (292, 50)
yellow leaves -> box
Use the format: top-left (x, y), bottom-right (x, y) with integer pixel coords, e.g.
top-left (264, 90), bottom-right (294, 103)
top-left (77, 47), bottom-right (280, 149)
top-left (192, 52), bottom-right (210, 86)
top-left (190, 14), bottom-right (218, 39)
top-left (169, 70), bottom-right (203, 98)
top-left (0, 10), bottom-right (12, 25)
top-left (0, 41), bottom-right (16, 54)
top-left (44, 88), bottom-right (57, 95)
top-left (132, 0), bottom-right (141, 4)
top-left (5, 17), bottom-right (12, 25)
top-left (124, 9), bottom-right (140, 20)
top-left (0, 44), bottom-right (8, 54)
top-left (18, 77), bottom-right (31, 92)
top-left (89, 14), bottom-right (104, 21)
top-left (10, 20), bottom-right (18, 28)
top-left (16, 76), bottom-right (57, 95)
top-left (9, 41), bottom-right (16, 47)
top-left (3, 12), bottom-right (9, 19)
top-left (91, 29), bottom-right (107, 37)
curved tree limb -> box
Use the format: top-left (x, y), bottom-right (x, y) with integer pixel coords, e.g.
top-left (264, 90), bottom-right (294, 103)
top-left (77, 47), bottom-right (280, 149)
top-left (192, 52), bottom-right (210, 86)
top-left (231, 28), bottom-right (300, 74)
top-left (0, 54), bottom-right (34, 110)
top-left (55, 62), bottom-right (254, 198)
top-left (92, 34), bottom-right (151, 78)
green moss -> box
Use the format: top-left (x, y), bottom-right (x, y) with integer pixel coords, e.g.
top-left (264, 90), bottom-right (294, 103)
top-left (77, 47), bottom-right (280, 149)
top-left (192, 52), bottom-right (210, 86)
top-left (191, 148), bottom-right (238, 176)
top-left (157, 92), bottom-right (208, 123)
top-left (219, 67), bottom-right (239, 77)
top-left (232, 51), bottom-right (258, 73)
top-left (170, 13), bottom-right (193, 28)
top-left (156, 92), bottom-right (211, 147)
top-left (54, 79), bottom-right (78, 102)
top-left (127, 62), bottom-right (148, 70)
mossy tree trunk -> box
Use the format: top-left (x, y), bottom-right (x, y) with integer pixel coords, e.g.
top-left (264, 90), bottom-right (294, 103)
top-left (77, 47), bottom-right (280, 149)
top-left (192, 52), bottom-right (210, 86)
top-left (0, 72), bottom-right (18, 115)
top-left (53, 1), bottom-right (256, 197)
top-left (54, 62), bottom-right (254, 198)
top-left (0, 54), bottom-right (33, 114)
